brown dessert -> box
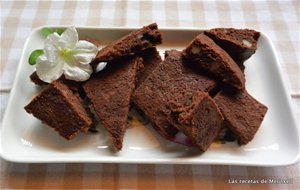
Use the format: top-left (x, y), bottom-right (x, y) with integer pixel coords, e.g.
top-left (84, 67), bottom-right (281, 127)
top-left (182, 33), bottom-right (245, 90)
top-left (24, 80), bottom-right (93, 140)
top-left (168, 92), bottom-right (224, 151)
top-left (94, 23), bottom-right (162, 62)
top-left (83, 57), bottom-right (143, 151)
top-left (136, 47), bottom-right (162, 88)
top-left (205, 28), bottom-right (260, 69)
top-left (214, 90), bottom-right (268, 144)
top-left (133, 50), bottom-right (220, 151)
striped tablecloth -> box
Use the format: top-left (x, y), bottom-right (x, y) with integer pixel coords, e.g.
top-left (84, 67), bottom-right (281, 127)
top-left (1, 0), bottom-right (299, 189)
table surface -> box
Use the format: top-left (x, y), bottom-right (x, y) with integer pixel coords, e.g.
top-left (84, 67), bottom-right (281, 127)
top-left (0, 0), bottom-right (299, 189)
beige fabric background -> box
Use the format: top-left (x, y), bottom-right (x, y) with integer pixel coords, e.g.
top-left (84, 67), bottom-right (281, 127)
top-left (0, 0), bottom-right (299, 189)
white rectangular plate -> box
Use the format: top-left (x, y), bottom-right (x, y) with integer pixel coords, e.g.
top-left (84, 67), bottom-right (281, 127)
top-left (1, 26), bottom-right (299, 166)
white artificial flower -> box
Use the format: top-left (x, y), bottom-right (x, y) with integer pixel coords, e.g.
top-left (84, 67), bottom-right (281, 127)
top-left (36, 26), bottom-right (100, 83)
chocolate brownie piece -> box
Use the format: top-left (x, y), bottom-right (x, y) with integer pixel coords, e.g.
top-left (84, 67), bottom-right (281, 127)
top-left (24, 80), bottom-right (93, 140)
top-left (94, 23), bottom-right (162, 62)
top-left (83, 57), bottom-right (143, 151)
top-left (136, 47), bottom-right (162, 88)
top-left (205, 28), bottom-right (260, 69)
top-left (214, 90), bottom-right (268, 144)
top-left (167, 92), bottom-right (223, 151)
top-left (133, 50), bottom-right (219, 150)
top-left (182, 33), bottom-right (245, 90)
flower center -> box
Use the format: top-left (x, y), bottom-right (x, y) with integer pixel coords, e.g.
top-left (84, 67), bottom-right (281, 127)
top-left (60, 49), bottom-right (73, 62)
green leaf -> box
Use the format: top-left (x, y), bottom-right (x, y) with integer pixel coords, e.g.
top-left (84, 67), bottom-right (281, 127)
top-left (41, 27), bottom-right (65, 38)
top-left (28, 49), bottom-right (44, 65)
top-left (55, 28), bottom-right (65, 35)
top-left (41, 27), bottom-right (53, 38)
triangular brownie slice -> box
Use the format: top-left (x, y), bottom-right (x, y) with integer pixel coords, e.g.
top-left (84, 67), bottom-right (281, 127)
top-left (83, 57), bottom-right (143, 150)
top-left (94, 23), bottom-right (162, 62)
top-left (204, 28), bottom-right (260, 70)
top-left (182, 33), bottom-right (245, 90)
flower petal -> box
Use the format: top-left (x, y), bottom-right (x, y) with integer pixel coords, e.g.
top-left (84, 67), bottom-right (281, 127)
top-left (63, 61), bottom-right (93, 82)
top-left (75, 40), bottom-right (99, 52)
top-left (72, 40), bottom-right (99, 65)
top-left (72, 53), bottom-right (97, 65)
top-left (44, 33), bottom-right (60, 62)
top-left (59, 26), bottom-right (78, 49)
top-left (36, 55), bottom-right (64, 83)
top-left (95, 62), bottom-right (107, 73)
top-left (45, 32), bottom-right (60, 45)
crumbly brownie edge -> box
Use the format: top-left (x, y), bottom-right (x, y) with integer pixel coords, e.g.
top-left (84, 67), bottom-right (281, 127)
top-left (182, 34), bottom-right (245, 90)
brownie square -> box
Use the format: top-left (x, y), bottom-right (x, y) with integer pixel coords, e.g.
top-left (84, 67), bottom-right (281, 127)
top-left (24, 81), bottom-right (93, 140)
top-left (214, 90), bottom-right (268, 144)
top-left (167, 92), bottom-right (223, 151)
